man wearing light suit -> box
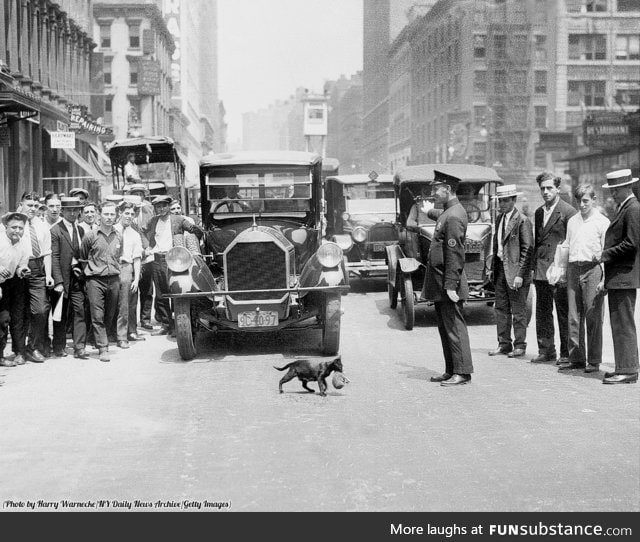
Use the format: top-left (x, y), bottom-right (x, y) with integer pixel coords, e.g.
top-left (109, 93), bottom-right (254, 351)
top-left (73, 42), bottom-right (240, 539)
top-left (597, 169), bottom-right (640, 384)
top-left (531, 172), bottom-right (577, 364)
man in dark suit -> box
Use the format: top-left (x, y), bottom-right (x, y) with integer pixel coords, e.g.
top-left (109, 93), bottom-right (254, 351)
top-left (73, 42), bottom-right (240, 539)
top-left (489, 185), bottom-right (534, 358)
top-left (144, 196), bottom-right (203, 336)
top-left (531, 172), bottom-right (577, 364)
top-left (422, 170), bottom-right (473, 386)
top-left (597, 169), bottom-right (639, 384)
top-left (51, 197), bottom-right (88, 359)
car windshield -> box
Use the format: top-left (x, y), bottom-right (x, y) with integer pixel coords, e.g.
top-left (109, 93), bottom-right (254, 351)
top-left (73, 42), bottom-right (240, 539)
top-left (344, 183), bottom-right (395, 216)
top-left (205, 166), bottom-right (312, 214)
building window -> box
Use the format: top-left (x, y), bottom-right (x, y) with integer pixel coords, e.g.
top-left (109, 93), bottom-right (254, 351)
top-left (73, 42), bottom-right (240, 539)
top-left (586, 0), bottom-right (608, 10)
top-left (615, 81), bottom-right (640, 106)
top-left (617, 0), bottom-right (640, 10)
top-left (494, 105), bottom-right (506, 129)
top-left (129, 23), bottom-right (141, 49)
top-left (99, 23), bottom-right (111, 49)
top-left (129, 61), bottom-right (138, 85)
top-left (474, 71), bottom-right (487, 93)
top-left (494, 141), bottom-right (506, 163)
top-left (568, 34), bottom-right (607, 60)
top-left (474, 35), bottom-right (486, 58)
top-left (534, 35), bottom-right (547, 61)
top-left (104, 58), bottom-right (112, 86)
top-left (473, 142), bottom-right (487, 165)
top-left (567, 80), bottom-right (606, 106)
top-left (615, 35), bottom-right (640, 59)
top-left (494, 70), bottom-right (507, 93)
top-left (513, 105), bottom-right (528, 128)
top-left (493, 34), bottom-right (506, 58)
top-left (474, 105), bottom-right (487, 127)
top-left (512, 35), bottom-right (528, 58)
top-left (534, 71), bottom-right (547, 94)
top-left (534, 105), bottom-right (547, 129)
top-left (512, 70), bottom-right (527, 94)
top-left (104, 97), bottom-right (113, 125)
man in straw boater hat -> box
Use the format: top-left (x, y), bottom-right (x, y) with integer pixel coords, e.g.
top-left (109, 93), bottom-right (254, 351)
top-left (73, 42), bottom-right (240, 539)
top-left (556, 184), bottom-right (610, 375)
top-left (488, 184), bottom-right (534, 359)
top-left (420, 170), bottom-right (474, 386)
top-left (50, 197), bottom-right (89, 359)
top-left (594, 168), bottom-right (639, 384)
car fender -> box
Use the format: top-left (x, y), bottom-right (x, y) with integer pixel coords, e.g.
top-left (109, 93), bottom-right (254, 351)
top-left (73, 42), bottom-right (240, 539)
top-left (299, 252), bottom-right (348, 290)
top-left (168, 254), bottom-right (217, 294)
top-left (399, 257), bottom-right (421, 275)
top-left (386, 244), bottom-right (405, 286)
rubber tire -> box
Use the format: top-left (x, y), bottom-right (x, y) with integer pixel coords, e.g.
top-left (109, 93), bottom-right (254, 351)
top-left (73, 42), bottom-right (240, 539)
top-left (175, 298), bottom-right (197, 361)
top-left (388, 274), bottom-right (398, 309)
top-left (401, 275), bottom-right (415, 331)
top-left (321, 293), bottom-right (341, 355)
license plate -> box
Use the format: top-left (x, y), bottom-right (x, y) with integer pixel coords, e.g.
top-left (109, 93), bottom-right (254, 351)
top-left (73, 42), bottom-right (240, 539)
top-left (238, 311), bottom-right (279, 328)
top-left (373, 243), bottom-right (385, 252)
top-left (465, 240), bottom-right (483, 253)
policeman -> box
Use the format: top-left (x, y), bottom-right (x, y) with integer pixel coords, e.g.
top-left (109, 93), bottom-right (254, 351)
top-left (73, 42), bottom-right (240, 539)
top-left (422, 170), bottom-right (474, 386)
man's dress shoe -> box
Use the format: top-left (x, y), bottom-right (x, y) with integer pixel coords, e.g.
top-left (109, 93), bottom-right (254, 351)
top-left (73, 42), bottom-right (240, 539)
top-left (508, 348), bottom-right (526, 358)
top-left (530, 353), bottom-right (556, 363)
top-left (53, 350), bottom-right (68, 358)
top-left (0, 358), bottom-right (16, 367)
top-left (74, 349), bottom-right (89, 360)
top-left (99, 349), bottom-right (110, 362)
top-left (151, 327), bottom-right (169, 336)
top-left (127, 334), bottom-right (146, 342)
top-left (26, 350), bottom-right (45, 363)
top-left (488, 347), bottom-right (511, 356)
top-left (557, 356), bottom-right (569, 366)
top-left (558, 361), bottom-right (586, 371)
top-left (602, 373), bottom-right (638, 384)
top-left (430, 373), bottom-right (451, 383)
top-left (140, 322), bottom-right (154, 330)
top-left (584, 365), bottom-right (600, 373)
top-left (441, 374), bottom-right (471, 386)
top-left (13, 354), bottom-right (26, 365)
top-left (117, 341), bottom-right (130, 349)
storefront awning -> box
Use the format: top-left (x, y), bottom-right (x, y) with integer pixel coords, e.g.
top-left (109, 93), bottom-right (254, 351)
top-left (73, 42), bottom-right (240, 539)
top-left (0, 88), bottom-right (41, 122)
top-left (61, 146), bottom-right (106, 180)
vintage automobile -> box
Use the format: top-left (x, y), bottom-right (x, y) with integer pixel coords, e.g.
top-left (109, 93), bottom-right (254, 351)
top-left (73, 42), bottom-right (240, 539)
top-left (164, 151), bottom-right (350, 360)
top-left (387, 164), bottom-right (503, 330)
top-left (325, 172), bottom-right (397, 278)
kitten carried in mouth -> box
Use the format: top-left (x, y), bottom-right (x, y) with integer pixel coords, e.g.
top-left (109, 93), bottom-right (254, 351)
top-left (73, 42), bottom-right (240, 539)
top-left (274, 356), bottom-right (343, 396)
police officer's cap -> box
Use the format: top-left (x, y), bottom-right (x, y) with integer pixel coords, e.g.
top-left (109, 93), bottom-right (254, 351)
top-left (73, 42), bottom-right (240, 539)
top-left (152, 195), bottom-right (173, 206)
top-left (433, 170), bottom-right (461, 190)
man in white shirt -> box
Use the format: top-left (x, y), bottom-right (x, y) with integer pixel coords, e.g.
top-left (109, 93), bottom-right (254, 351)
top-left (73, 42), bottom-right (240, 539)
top-left (43, 193), bottom-right (62, 229)
top-left (114, 200), bottom-right (144, 348)
top-left (0, 212), bottom-right (31, 367)
top-left (124, 153), bottom-right (141, 184)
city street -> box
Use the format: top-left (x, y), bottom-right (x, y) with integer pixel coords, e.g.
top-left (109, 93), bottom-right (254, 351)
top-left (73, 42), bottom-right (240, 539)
top-left (1, 281), bottom-right (638, 512)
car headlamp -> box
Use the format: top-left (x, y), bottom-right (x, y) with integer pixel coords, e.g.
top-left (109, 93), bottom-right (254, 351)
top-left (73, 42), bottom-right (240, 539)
top-left (333, 235), bottom-right (354, 252)
top-left (352, 226), bottom-right (367, 243)
top-left (317, 242), bottom-right (343, 268)
top-left (166, 246), bottom-right (193, 273)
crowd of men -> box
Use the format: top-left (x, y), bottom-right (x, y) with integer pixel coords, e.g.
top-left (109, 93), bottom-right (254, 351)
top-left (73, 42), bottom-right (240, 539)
top-left (0, 183), bottom-right (202, 365)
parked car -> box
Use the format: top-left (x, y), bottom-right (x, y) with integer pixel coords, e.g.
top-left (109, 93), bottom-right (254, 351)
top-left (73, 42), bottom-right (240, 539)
top-left (164, 151), bottom-right (350, 360)
top-left (387, 164), bottom-right (503, 330)
top-left (325, 172), bottom-right (398, 278)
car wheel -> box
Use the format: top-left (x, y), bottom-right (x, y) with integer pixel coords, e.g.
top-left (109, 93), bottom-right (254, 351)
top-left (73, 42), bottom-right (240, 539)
top-left (175, 298), bottom-right (197, 360)
top-left (321, 292), bottom-right (341, 355)
top-left (401, 275), bottom-right (415, 331)
top-left (388, 273), bottom-right (398, 309)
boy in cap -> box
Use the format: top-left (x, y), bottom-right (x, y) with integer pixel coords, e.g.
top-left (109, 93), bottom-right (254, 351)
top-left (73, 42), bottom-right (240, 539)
top-left (595, 169), bottom-right (639, 384)
top-left (488, 185), bottom-right (533, 359)
top-left (421, 170), bottom-right (474, 386)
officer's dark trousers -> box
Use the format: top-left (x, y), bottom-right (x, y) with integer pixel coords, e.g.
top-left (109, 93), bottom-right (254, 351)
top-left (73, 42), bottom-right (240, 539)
top-left (494, 260), bottom-right (529, 351)
top-left (86, 276), bottom-right (120, 350)
top-left (534, 279), bottom-right (569, 358)
top-left (152, 255), bottom-right (172, 330)
top-left (608, 289), bottom-right (639, 375)
top-left (52, 276), bottom-right (87, 354)
top-left (434, 299), bottom-right (474, 375)
top-left (26, 257), bottom-right (49, 354)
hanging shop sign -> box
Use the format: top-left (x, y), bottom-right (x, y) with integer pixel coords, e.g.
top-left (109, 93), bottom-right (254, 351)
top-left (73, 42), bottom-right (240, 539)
top-left (50, 131), bottom-right (76, 149)
top-left (138, 59), bottom-right (161, 96)
top-left (583, 112), bottom-right (634, 150)
top-left (68, 105), bottom-right (112, 135)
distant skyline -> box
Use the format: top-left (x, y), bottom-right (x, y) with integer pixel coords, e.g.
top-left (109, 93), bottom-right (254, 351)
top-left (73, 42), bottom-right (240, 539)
top-left (218, 0), bottom-right (363, 144)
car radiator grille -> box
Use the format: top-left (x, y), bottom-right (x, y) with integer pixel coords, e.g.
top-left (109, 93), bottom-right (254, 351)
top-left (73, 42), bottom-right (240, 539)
top-left (226, 242), bottom-right (287, 300)
top-left (464, 253), bottom-right (484, 283)
top-left (366, 223), bottom-right (397, 257)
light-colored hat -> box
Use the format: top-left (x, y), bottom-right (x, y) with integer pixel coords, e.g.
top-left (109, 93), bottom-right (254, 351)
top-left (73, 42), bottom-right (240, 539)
top-left (125, 183), bottom-right (150, 195)
top-left (602, 168), bottom-right (639, 189)
top-left (69, 187), bottom-right (89, 198)
top-left (1, 211), bottom-right (29, 225)
top-left (493, 184), bottom-right (523, 199)
top-left (105, 194), bottom-right (124, 203)
top-left (60, 197), bottom-right (84, 209)
top-left (121, 194), bottom-right (143, 207)
top-left (152, 195), bottom-right (173, 205)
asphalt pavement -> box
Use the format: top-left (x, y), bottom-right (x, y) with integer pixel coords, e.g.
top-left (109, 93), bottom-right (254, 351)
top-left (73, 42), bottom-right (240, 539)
top-left (0, 281), bottom-right (638, 512)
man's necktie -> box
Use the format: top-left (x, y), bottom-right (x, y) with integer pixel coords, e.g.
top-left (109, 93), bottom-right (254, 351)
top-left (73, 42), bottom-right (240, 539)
top-left (29, 221), bottom-right (41, 258)
top-left (72, 226), bottom-right (80, 256)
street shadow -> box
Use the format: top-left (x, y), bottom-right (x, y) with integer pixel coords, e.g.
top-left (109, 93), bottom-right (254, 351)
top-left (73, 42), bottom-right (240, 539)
top-left (348, 278), bottom-right (387, 295)
top-left (395, 361), bottom-right (437, 381)
top-left (376, 299), bottom-right (496, 330)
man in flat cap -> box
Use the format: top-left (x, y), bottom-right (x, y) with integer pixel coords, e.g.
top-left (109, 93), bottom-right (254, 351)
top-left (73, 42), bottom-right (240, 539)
top-left (51, 197), bottom-right (88, 359)
top-left (489, 184), bottom-right (533, 359)
top-left (143, 195), bottom-right (203, 335)
top-left (596, 168), bottom-right (639, 384)
top-left (69, 187), bottom-right (89, 203)
top-left (0, 212), bottom-right (31, 366)
top-left (421, 170), bottom-right (474, 386)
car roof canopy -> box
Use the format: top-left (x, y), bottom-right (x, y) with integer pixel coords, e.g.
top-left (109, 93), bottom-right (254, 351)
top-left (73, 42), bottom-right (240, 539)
top-left (394, 164), bottom-right (502, 185)
top-left (200, 150), bottom-right (322, 168)
top-left (325, 174), bottom-right (395, 185)
top-left (107, 136), bottom-right (185, 168)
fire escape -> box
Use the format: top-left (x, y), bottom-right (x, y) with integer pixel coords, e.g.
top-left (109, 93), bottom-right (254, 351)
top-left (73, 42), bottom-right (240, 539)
top-left (485, 21), bottom-right (533, 183)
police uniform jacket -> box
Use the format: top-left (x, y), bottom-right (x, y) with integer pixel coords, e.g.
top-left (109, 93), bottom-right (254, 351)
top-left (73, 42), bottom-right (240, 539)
top-left (533, 198), bottom-right (577, 281)
top-left (424, 197), bottom-right (469, 302)
top-left (492, 207), bottom-right (534, 288)
top-left (601, 195), bottom-right (640, 289)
